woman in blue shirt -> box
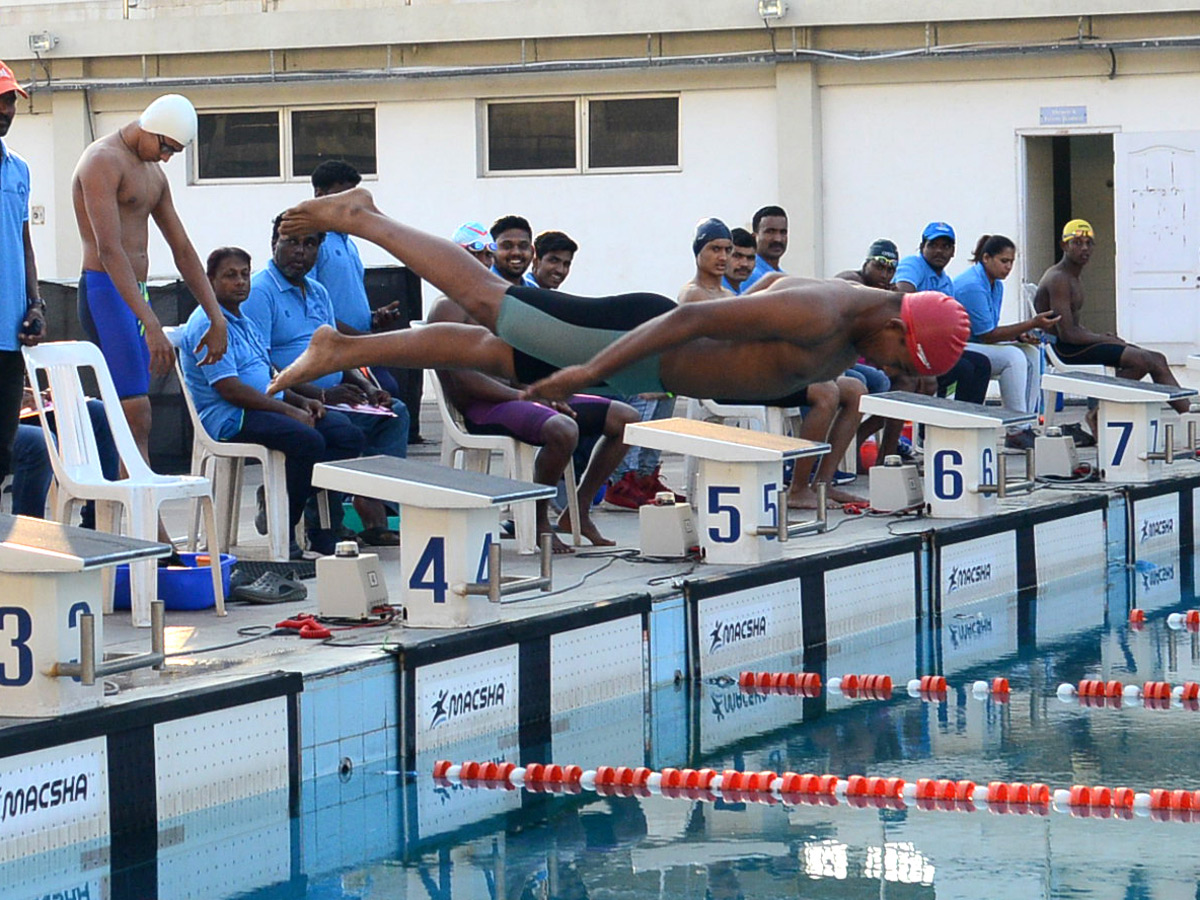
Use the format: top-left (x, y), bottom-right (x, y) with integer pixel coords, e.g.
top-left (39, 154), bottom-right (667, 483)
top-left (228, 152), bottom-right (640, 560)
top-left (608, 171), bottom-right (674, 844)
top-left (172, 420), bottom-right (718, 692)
top-left (181, 247), bottom-right (365, 557)
top-left (952, 235), bottom-right (1060, 448)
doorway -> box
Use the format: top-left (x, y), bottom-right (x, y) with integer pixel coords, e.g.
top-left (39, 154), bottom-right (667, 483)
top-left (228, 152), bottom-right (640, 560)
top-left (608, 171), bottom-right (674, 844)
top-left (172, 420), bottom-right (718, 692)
top-left (1021, 132), bottom-right (1116, 333)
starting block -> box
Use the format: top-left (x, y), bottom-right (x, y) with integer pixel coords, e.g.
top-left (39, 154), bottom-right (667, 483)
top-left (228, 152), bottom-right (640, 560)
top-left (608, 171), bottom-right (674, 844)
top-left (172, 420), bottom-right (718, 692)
top-left (623, 418), bottom-right (829, 565)
top-left (1040, 373), bottom-right (1198, 482)
top-left (0, 514), bottom-right (169, 717)
top-left (312, 456), bottom-right (556, 628)
top-left (859, 392), bottom-right (1036, 518)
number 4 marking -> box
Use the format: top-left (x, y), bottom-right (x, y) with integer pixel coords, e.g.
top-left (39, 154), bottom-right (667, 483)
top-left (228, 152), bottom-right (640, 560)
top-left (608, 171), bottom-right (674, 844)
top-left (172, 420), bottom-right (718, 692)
top-left (409, 537), bottom-right (448, 603)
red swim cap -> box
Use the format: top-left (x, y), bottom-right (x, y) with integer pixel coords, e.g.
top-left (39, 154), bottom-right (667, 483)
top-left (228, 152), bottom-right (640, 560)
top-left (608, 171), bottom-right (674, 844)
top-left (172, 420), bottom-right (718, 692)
top-left (900, 291), bottom-right (970, 376)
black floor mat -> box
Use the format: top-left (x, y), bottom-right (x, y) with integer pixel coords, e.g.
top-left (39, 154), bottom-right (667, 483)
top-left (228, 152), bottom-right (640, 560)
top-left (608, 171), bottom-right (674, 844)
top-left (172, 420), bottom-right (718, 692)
top-left (232, 559), bottom-right (317, 582)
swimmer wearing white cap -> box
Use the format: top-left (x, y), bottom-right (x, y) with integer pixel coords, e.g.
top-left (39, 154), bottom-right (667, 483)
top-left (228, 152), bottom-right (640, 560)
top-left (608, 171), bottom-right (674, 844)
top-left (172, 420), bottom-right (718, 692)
top-left (71, 94), bottom-right (228, 566)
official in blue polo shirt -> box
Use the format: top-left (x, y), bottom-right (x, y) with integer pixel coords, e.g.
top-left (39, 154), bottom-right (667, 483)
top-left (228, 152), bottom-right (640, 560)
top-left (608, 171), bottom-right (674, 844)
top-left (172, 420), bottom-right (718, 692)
top-left (0, 60), bottom-right (45, 482)
top-left (182, 247), bottom-right (364, 556)
top-left (892, 221), bottom-right (992, 404)
top-left (739, 205), bottom-right (788, 292)
top-left (241, 214), bottom-right (409, 548)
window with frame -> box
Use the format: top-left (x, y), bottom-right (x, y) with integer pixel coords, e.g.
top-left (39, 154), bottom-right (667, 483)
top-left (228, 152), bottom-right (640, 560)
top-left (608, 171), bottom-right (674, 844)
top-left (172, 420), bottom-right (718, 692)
top-left (195, 106), bottom-right (377, 182)
top-left (484, 95), bottom-right (679, 175)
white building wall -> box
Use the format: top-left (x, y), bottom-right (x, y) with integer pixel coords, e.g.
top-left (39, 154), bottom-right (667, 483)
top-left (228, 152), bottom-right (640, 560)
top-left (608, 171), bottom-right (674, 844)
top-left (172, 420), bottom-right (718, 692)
top-left (14, 111), bottom-right (56, 282)
top-left (822, 68), bottom-right (1200, 324)
top-left (32, 87), bottom-right (777, 309)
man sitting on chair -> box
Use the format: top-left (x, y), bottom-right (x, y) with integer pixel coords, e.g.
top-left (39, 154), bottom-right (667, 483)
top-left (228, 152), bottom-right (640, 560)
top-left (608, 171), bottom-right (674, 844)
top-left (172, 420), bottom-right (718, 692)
top-left (180, 247), bottom-right (364, 559)
top-left (1035, 218), bottom-right (1192, 441)
top-left (431, 223), bottom-right (639, 552)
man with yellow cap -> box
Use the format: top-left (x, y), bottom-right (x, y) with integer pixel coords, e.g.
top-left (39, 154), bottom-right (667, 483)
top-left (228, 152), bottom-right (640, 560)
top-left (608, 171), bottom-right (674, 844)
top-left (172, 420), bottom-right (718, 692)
top-left (72, 93), bottom-right (228, 559)
top-left (1035, 218), bottom-right (1191, 440)
top-left (0, 60), bottom-right (47, 486)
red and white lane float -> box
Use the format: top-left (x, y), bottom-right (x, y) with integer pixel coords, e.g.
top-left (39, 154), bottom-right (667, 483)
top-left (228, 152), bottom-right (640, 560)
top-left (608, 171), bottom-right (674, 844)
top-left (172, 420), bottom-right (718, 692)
top-left (738, 671), bottom-right (822, 696)
top-left (827, 674), bottom-right (893, 700)
top-left (1167, 610), bottom-right (1200, 630)
top-left (432, 761), bottom-right (1200, 822)
top-left (1056, 678), bottom-right (1200, 708)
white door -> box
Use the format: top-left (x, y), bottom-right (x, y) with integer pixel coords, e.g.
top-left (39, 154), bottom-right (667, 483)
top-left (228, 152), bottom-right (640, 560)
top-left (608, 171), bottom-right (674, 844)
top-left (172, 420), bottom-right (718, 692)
top-left (1114, 132), bottom-right (1200, 363)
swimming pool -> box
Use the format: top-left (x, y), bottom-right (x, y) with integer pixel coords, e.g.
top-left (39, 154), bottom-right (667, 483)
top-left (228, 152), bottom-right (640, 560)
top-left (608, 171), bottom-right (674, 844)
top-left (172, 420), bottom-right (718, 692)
top-left (13, 544), bottom-right (1191, 900)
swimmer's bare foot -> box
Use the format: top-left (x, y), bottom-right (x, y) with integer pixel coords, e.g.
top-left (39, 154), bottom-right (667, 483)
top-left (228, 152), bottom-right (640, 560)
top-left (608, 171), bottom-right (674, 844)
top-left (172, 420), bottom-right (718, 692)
top-left (787, 486), bottom-right (839, 510)
top-left (540, 526), bottom-right (574, 555)
top-left (825, 485), bottom-right (867, 504)
top-left (267, 325), bottom-right (345, 394)
top-left (558, 508), bottom-right (615, 547)
top-left (280, 187), bottom-right (380, 239)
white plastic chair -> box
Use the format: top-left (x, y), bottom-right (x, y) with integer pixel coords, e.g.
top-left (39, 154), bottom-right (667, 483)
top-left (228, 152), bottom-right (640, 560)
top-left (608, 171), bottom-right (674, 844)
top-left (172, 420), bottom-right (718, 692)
top-left (1022, 283), bottom-right (1111, 425)
top-left (166, 330), bottom-right (293, 562)
top-left (23, 340), bottom-right (225, 626)
top-left (683, 398), bottom-right (804, 501)
top-left (429, 373), bottom-right (580, 553)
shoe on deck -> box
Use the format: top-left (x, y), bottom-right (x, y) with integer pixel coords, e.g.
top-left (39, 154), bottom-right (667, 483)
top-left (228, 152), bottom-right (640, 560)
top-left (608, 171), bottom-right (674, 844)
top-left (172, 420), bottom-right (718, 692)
top-left (603, 471), bottom-right (648, 511)
top-left (1004, 429), bottom-right (1036, 451)
top-left (644, 466), bottom-right (686, 503)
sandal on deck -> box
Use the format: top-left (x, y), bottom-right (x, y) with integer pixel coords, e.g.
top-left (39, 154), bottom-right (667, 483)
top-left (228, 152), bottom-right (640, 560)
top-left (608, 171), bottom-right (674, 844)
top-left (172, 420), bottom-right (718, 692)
top-left (232, 572), bottom-right (308, 605)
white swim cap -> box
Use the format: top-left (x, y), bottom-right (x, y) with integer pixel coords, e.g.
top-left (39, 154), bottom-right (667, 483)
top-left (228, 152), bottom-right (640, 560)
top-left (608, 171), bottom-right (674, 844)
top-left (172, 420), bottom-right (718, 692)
top-left (139, 94), bottom-right (198, 146)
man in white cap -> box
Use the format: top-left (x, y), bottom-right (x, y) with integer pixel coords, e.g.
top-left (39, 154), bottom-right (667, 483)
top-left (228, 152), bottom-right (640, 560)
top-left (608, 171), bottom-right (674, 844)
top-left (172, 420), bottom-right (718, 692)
top-left (71, 94), bottom-right (227, 476)
top-left (0, 60), bottom-right (46, 484)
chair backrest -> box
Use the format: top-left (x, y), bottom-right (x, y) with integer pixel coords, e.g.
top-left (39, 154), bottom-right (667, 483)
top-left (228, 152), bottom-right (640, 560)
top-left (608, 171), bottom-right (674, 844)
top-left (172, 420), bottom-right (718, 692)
top-left (22, 341), bottom-right (155, 488)
top-left (165, 327), bottom-right (217, 451)
top-left (427, 371), bottom-right (473, 441)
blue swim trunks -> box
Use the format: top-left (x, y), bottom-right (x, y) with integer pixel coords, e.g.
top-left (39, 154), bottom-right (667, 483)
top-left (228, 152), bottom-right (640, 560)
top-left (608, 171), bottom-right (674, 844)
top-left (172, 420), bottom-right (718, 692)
top-left (78, 270), bottom-right (152, 398)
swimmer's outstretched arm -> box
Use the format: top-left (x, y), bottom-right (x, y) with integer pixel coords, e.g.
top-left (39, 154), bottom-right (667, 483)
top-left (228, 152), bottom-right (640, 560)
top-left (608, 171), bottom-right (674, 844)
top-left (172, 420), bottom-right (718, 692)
top-left (523, 289), bottom-right (836, 400)
top-left (280, 188), bottom-right (510, 331)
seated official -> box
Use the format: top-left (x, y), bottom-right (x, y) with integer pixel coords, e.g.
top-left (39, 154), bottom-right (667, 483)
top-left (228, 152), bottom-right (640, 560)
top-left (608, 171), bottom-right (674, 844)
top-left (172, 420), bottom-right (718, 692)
top-left (181, 247), bottom-right (365, 558)
top-left (242, 216), bottom-right (410, 548)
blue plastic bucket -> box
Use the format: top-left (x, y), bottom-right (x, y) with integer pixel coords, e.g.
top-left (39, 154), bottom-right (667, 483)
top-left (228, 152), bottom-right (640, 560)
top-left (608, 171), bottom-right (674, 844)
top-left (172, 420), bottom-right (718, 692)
top-left (113, 552), bottom-right (236, 611)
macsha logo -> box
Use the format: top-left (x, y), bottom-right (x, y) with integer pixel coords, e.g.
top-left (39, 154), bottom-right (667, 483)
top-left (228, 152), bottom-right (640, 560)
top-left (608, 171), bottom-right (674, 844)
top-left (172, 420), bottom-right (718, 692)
top-left (946, 562), bottom-right (992, 595)
top-left (708, 616), bottom-right (768, 653)
top-left (429, 682), bottom-right (507, 728)
top-left (1140, 517), bottom-right (1175, 543)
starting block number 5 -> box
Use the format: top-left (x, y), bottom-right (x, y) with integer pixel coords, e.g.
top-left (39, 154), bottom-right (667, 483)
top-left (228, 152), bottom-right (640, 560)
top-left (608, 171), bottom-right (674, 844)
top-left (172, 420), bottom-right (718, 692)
top-left (408, 533), bottom-right (494, 603)
top-left (706, 483), bottom-right (779, 543)
top-left (931, 448), bottom-right (994, 501)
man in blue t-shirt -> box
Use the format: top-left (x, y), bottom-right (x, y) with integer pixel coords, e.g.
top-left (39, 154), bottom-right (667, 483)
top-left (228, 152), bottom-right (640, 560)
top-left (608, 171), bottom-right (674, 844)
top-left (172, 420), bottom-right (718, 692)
top-left (893, 221), bottom-right (992, 406)
top-left (0, 61), bottom-right (46, 483)
top-left (740, 205), bottom-right (788, 292)
top-left (242, 214), bottom-right (409, 551)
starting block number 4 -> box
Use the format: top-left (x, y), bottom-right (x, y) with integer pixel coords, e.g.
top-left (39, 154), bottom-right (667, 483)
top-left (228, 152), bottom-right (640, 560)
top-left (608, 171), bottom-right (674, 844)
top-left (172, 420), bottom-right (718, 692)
top-left (408, 532), bottom-right (493, 604)
top-left (706, 483), bottom-right (780, 544)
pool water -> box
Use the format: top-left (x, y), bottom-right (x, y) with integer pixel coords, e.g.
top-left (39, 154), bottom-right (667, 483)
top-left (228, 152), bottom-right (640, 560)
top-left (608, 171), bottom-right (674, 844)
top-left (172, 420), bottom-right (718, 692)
top-left (25, 553), bottom-right (1200, 900)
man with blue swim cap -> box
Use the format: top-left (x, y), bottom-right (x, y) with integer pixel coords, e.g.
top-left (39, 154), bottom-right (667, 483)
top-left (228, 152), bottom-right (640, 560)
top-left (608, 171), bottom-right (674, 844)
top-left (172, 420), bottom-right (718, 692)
top-left (678, 217), bottom-right (735, 303)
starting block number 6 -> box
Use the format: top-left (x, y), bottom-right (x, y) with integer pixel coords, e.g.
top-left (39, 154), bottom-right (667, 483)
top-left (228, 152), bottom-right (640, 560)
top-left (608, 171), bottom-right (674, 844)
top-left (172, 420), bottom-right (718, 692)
top-left (408, 533), bottom-right (494, 603)
top-left (931, 448), bottom-right (994, 501)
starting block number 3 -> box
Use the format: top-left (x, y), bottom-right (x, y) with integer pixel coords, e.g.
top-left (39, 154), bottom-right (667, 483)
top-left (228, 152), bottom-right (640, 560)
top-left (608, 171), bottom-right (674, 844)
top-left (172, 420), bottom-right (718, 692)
top-left (408, 533), bottom-right (494, 603)
top-left (931, 448), bottom-right (994, 501)
top-left (706, 483), bottom-right (779, 543)
top-left (0, 602), bottom-right (93, 687)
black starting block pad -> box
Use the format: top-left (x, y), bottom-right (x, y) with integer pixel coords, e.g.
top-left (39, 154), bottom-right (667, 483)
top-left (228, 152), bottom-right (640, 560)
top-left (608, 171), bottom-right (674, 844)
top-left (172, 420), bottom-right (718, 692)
top-left (625, 417), bottom-right (829, 462)
top-left (0, 514), bottom-right (168, 573)
top-left (859, 391), bottom-right (1037, 429)
top-left (312, 456), bottom-right (555, 509)
top-left (1041, 372), bottom-right (1197, 403)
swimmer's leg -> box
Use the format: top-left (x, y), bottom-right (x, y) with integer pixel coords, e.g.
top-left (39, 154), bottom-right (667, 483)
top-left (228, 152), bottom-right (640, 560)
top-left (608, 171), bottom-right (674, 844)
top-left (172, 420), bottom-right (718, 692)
top-left (269, 323), bottom-right (517, 394)
top-left (280, 189), bottom-right (510, 330)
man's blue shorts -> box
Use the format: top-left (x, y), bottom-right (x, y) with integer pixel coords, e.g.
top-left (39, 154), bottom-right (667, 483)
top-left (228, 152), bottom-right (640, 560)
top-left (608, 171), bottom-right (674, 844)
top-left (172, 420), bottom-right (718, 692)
top-left (78, 270), bottom-right (152, 399)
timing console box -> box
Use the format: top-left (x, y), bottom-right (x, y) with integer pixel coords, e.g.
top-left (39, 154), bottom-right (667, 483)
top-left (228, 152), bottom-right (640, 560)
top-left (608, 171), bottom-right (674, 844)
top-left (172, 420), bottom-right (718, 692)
top-left (869, 457), bottom-right (923, 512)
top-left (639, 498), bottom-right (697, 557)
top-left (317, 543), bottom-right (389, 619)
